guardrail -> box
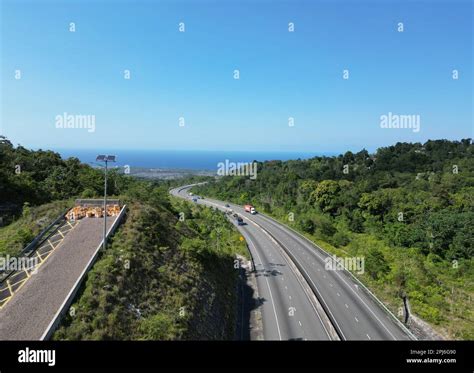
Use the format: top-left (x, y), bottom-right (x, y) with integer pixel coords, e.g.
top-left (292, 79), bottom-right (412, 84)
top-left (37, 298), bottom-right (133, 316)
top-left (244, 216), bottom-right (345, 340)
top-left (174, 184), bottom-right (416, 340)
top-left (259, 212), bottom-right (417, 340)
top-left (0, 208), bottom-right (69, 283)
top-left (40, 204), bottom-right (127, 340)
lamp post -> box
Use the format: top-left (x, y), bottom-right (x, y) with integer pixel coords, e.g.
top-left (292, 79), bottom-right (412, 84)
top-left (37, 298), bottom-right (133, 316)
top-left (96, 155), bottom-right (116, 251)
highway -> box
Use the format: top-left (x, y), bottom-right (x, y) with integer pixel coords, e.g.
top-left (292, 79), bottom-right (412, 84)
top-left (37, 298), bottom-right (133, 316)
top-left (171, 184), bottom-right (415, 341)
top-left (171, 186), bottom-right (336, 340)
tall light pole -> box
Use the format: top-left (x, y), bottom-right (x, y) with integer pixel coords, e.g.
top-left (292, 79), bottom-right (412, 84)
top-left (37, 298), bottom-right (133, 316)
top-left (96, 155), bottom-right (116, 251)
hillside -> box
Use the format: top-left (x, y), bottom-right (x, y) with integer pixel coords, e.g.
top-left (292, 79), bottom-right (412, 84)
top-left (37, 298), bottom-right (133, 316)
top-left (53, 193), bottom-right (248, 340)
top-left (0, 138), bottom-right (248, 340)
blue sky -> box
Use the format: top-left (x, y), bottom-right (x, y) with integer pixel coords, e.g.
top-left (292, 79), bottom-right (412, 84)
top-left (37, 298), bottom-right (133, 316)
top-left (0, 0), bottom-right (472, 153)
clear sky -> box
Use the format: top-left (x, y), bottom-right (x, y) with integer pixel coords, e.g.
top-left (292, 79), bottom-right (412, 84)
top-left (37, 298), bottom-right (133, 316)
top-left (0, 0), bottom-right (472, 153)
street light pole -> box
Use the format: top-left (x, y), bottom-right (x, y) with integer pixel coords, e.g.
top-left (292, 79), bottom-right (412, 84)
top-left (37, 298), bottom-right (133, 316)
top-left (103, 158), bottom-right (108, 251)
top-left (96, 155), bottom-right (116, 251)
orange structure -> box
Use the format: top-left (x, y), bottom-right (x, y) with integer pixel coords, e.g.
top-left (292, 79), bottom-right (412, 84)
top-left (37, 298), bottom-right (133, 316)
top-left (66, 199), bottom-right (121, 221)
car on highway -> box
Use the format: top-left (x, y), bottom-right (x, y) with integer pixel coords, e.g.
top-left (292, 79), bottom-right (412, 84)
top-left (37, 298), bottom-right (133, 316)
top-left (231, 213), bottom-right (244, 225)
top-left (225, 203), bottom-right (230, 208)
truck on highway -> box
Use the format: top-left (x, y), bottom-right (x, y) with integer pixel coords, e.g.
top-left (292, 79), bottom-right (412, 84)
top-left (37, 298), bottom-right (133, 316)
top-left (244, 204), bottom-right (257, 214)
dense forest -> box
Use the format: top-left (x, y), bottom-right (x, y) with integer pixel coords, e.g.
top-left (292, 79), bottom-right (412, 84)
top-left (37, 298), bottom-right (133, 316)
top-left (194, 139), bottom-right (474, 339)
top-left (0, 135), bottom-right (129, 256)
top-left (0, 136), bottom-right (247, 339)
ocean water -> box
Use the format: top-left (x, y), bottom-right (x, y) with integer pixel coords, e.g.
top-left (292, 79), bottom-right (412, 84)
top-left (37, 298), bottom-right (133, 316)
top-left (54, 149), bottom-right (332, 171)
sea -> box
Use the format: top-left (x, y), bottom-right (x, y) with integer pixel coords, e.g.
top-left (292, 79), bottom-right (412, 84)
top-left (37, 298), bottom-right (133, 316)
top-left (54, 149), bottom-right (334, 171)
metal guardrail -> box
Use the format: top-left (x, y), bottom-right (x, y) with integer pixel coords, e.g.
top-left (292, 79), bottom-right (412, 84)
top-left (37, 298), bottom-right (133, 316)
top-left (258, 212), bottom-right (418, 340)
top-left (74, 199), bottom-right (120, 207)
top-left (0, 208), bottom-right (69, 283)
top-left (20, 209), bottom-right (69, 256)
top-left (174, 184), bottom-right (416, 340)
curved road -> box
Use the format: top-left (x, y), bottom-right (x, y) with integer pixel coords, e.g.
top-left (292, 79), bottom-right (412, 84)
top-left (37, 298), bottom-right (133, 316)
top-left (171, 184), bottom-right (415, 341)
top-left (171, 186), bottom-right (334, 340)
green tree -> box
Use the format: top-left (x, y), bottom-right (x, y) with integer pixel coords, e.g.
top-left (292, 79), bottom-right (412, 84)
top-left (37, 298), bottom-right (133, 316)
top-left (312, 180), bottom-right (341, 214)
top-left (365, 249), bottom-right (390, 280)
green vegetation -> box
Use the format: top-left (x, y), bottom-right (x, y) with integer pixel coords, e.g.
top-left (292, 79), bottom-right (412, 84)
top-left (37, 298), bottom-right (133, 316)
top-left (54, 192), bottom-right (247, 340)
top-left (0, 137), bottom-right (247, 340)
top-left (194, 139), bottom-right (474, 339)
top-left (0, 135), bottom-right (128, 220)
top-left (0, 134), bottom-right (128, 255)
top-left (0, 200), bottom-right (71, 256)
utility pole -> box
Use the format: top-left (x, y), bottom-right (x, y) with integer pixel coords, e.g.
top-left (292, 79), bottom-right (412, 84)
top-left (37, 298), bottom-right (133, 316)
top-left (96, 155), bottom-right (116, 251)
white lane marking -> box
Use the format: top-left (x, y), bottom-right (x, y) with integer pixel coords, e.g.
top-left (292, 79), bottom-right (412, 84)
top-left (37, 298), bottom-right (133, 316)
top-left (366, 334), bottom-right (371, 340)
top-left (337, 292), bottom-right (340, 297)
top-left (355, 317), bottom-right (359, 323)
top-left (345, 304), bottom-right (349, 309)
top-left (298, 321), bottom-right (302, 327)
top-left (289, 295), bottom-right (292, 300)
top-left (257, 214), bottom-right (399, 340)
top-left (245, 234), bottom-right (282, 341)
top-left (241, 216), bottom-right (334, 340)
top-left (242, 216), bottom-right (343, 340)
top-left (179, 193), bottom-right (332, 340)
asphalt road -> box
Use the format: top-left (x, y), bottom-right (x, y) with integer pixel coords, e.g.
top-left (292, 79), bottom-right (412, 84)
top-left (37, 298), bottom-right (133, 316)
top-left (171, 186), bottom-right (334, 340)
top-left (171, 185), bottom-right (414, 341)
top-left (0, 217), bottom-right (116, 340)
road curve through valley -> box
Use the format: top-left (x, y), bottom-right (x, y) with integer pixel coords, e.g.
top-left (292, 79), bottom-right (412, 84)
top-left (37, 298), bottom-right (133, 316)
top-left (171, 184), bottom-right (415, 341)
top-left (171, 186), bottom-right (334, 340)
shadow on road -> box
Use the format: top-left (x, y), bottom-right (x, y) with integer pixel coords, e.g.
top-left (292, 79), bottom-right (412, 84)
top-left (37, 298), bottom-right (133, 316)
top-left (236, 266), bottom-right (265, 340)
